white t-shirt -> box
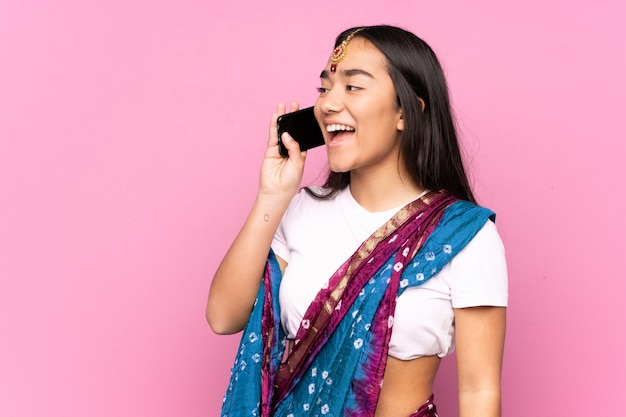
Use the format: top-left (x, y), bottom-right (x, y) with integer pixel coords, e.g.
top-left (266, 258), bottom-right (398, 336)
top-left (271, 187), bottom-right (508, 360)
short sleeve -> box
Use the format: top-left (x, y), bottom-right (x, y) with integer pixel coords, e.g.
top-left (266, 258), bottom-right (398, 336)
top-left (446, 220), bottom-right (508, 308)
top-left (271, 220), bottom-right (290, 263)
top-left (270, 189), bottom-right (311, 264)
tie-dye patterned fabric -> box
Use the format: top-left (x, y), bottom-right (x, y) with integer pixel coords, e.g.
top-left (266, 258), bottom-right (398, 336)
top-left (220, 193), bottom-right (494, 417)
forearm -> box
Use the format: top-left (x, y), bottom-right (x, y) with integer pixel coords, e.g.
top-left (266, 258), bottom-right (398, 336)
top-left (455, 306), bottom-right (506, 417)
top-left (206, 193), bottom-right (291, 334)
top-left (207, 102), bottom-right (305, 334)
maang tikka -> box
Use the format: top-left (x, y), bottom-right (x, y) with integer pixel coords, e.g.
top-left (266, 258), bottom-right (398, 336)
top-left (330, 28), bottom-right (365, 73)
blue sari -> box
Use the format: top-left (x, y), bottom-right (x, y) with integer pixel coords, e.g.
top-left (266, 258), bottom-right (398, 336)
top-left (220, 192), bottom-right (494, 417)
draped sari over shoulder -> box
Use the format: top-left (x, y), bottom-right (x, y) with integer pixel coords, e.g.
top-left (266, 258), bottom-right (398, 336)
top-left (220, 191), bottom-right (494, 417)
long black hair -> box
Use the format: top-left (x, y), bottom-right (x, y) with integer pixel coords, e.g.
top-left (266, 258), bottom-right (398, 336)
top-left (310, 25), bottom-right (476, 204)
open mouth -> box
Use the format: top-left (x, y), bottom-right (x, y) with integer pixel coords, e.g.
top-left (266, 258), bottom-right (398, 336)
top-left (326, 124), bottom-right (355, 142)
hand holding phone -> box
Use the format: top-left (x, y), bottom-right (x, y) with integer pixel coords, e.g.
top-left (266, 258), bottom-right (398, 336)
top-left (276, 107), bottom-right (325, 157)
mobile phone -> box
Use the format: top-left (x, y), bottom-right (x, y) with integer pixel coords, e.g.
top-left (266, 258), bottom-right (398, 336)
top-left (276, 107), bottom-right (325, 157)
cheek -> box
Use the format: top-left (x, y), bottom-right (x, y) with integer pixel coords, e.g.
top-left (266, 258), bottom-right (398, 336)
top-left (313, 101), bottom-right (322, 118)
top-left (313, 101), bottom-right (323, 123)
top-left (313, 102), bottom-right (327, 138)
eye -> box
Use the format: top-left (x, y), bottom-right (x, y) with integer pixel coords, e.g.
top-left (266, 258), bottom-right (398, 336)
top-left (347, 85), bottom-right (362, 91)
top-left (316, 87), bottom-right (330, 94)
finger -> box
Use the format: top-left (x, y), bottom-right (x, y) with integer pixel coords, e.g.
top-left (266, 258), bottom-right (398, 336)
top-left (277, 102), bottom-right (287, 116)
top-left (273, 102), bottom-right (299, 154)
top-left (268, 103), bottom-right (286, 148)
top-left (268, 111), bottom-right (279, 147)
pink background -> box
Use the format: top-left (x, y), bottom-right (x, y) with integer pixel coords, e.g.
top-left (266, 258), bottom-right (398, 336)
top-left (1, 1), bottom-right (625, 415)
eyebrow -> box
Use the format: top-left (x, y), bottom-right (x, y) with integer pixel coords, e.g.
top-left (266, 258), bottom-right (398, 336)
top-left (320, 68), bottom-right (375, 79)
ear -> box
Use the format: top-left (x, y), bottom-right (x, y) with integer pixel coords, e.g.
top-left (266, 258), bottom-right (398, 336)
top-left (396, 108), bottom-right (404, 131)
top-left (418, 97), bottom-right (425, 112)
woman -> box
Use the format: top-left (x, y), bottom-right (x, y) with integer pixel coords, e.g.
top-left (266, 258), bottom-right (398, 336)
top-left (207, 25), bottom-right (507, 417)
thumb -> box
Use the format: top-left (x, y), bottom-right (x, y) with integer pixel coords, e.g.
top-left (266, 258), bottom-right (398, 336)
top-left (281, 132), bottom-right (302, 156)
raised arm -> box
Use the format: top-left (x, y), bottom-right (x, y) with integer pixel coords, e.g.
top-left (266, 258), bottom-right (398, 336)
top-left (454, 306), bottom-right (506, 417)
top-left (206, 103), bottom-right (305, 334)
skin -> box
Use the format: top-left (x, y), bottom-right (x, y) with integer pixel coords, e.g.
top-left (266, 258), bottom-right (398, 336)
top-left (207, 38), bottom-right (505, 417)
top-left (315, 39), bottom-right (419, 212)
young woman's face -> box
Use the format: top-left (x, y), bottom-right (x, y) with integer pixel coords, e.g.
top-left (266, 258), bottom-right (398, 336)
top-left (314, 38), bottom-right (403, 175)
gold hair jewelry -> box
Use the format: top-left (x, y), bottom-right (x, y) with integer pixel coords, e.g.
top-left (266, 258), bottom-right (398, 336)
top-left (330, 28), bottom-right (364, 73)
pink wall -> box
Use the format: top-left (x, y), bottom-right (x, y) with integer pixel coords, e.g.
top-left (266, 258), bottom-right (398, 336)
top-left (1, 1), bottom-right (624, 415)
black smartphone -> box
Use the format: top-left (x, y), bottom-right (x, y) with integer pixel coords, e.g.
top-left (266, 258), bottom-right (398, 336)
top-left (276, 107), bottom-right (325, 157)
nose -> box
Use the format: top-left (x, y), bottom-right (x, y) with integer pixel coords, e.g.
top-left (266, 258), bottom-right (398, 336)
top-left (318, 87), bottom-right (344, 114)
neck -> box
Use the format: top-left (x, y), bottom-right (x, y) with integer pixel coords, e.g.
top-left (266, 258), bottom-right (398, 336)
top-left (349, 163), bottom-right (424, 212)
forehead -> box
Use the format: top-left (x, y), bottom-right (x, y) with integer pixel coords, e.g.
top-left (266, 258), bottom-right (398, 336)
top-left (325, 38), bottom-right (388, 73)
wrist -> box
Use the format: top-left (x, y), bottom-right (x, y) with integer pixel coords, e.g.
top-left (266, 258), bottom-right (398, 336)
top-left (252, 192), bottom-right (294, 222)
top-left (256, 189), bottom-right (297, 206)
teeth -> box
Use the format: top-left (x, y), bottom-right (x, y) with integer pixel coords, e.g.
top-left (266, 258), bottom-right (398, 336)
top-left (326, 124), bottom-right (355, 133)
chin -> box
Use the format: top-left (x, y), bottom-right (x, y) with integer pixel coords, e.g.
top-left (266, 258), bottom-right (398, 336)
top-left (326, 153), bottom-right (355, 173)
top-left (327, 161), bottom-right (353, 174)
